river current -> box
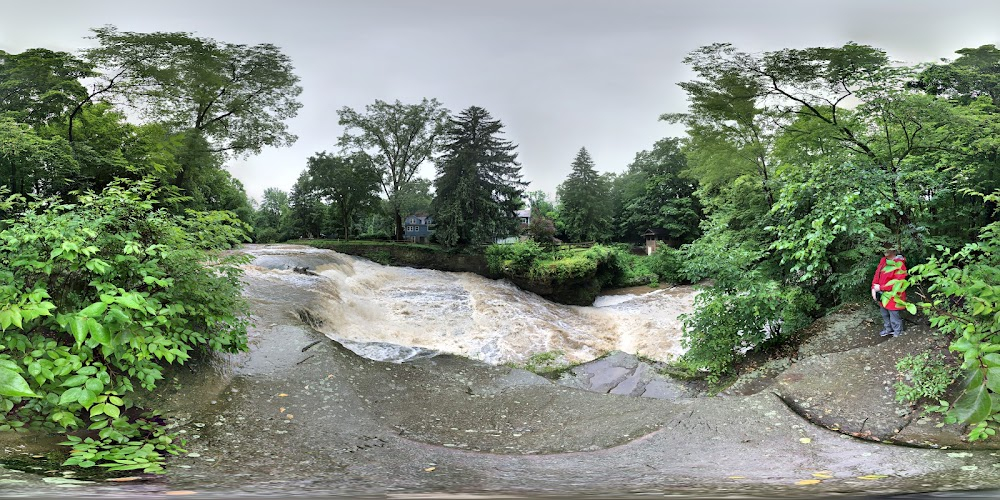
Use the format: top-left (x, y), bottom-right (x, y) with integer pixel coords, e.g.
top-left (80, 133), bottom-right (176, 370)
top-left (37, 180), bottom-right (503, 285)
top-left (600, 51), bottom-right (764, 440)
top-left (243, 245), bottom-right (697, 365)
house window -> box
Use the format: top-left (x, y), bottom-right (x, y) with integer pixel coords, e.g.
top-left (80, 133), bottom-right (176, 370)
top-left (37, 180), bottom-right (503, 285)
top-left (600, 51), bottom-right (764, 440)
top-left (406, 225), bottom-right (419, 232)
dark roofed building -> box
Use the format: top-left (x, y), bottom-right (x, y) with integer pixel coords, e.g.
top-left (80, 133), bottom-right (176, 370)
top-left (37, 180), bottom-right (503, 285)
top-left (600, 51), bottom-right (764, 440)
top-left (642, 228), bottom-right (670, 255)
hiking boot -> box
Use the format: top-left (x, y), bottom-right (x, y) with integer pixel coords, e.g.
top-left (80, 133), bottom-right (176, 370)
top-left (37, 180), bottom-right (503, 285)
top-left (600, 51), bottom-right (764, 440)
top-left (879, 330), bottom-right (889, 337)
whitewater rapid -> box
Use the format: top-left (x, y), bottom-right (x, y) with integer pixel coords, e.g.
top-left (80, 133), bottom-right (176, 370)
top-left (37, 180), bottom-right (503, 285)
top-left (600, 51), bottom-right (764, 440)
top-left (243, 245), bottom-right (696, 365)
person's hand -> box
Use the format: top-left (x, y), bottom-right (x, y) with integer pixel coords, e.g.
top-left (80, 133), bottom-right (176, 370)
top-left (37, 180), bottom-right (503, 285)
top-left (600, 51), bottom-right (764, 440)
top-left (871, 288), bottom-right (878, 301)
top-left (872, 284), bottom-right (881, 291)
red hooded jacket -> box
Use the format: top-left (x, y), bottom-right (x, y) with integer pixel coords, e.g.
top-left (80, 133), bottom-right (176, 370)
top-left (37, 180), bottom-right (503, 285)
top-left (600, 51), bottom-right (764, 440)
top-left (872, 255), bottom-right (907, 311)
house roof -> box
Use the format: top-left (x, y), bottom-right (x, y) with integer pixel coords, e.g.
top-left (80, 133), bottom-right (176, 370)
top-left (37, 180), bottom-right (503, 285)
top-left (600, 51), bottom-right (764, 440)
top-left (515, 209), bottom-right (531, 218)
top-left (642, 228), bottom-right (669, 237)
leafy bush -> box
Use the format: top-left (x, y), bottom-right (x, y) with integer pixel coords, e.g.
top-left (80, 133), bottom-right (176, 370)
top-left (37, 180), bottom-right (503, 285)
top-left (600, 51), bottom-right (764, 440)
top-left (601, 246), bottom-right (657, 287)
top-left (648, 245), bottom-right (684, 284)
top-left (0, 179), bottom-right (250, 472)
top-left (485, 240), bottom-right (543, 275)
top-left (894, 353), bottom-right (959, 404)
top-left (679, 278), bottom-right (817, 382)
top-left (907, 193), bottom-right (1000, 440)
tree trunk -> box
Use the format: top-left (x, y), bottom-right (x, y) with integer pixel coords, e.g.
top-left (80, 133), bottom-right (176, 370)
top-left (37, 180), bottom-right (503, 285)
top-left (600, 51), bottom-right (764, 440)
top-left (394, 210), bottom-right (404, 241)
top-left (342, 208), bottom-right (350, 241)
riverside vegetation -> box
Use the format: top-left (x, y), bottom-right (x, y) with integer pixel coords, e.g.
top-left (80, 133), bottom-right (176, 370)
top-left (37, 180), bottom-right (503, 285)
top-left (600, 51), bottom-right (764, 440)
top-left (0, 181), bottom-right (249, 473)
top-left (4, 24), bottom-right (1000, 476)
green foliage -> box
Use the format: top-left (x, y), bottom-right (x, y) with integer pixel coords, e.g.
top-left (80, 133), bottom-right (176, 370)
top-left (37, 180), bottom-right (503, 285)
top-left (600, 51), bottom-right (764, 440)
top-left (610, 138), bottom-right (702, 245)
top-left (0, 48), bottom-right (92, 127)
top-left (432, 106), bottom-right (526, 247)
top-left (0, 117), bottom-right (78, 197)
top-left (557, 148), bottom-right (612, 243)
top-left (338, 98), bottom-right (447, 240)
top-left (607, 247), bottom-right (658, 287)
top-left (253, 187), bottom-right (292, 243)
top-left (288, 170), bottom-right (327, 239)
top-left (59, 412), bottom-right (181, 473)
top-left (679, 279), bottom-right (817, 381)
top-left (768, 160), bottom-right (894, 303)
top-left (85, 26), bottom-right (303, 156)
top-left (647, 246), bottom-right (684, 284)
top-left (894, 353), bottom-right (960, 404)
top-left (517, 351), bottom-right (570, 376)
top-left (0, 179), bottom-right (250, 471)
top-left (306, 152), bottom-right (381, 241)
top-left (367, 250), bottom-right (393, 266)
top-left (906, 194), bottom-right (1000, 439)
top-left (486, 241), bottom-right (543, 275)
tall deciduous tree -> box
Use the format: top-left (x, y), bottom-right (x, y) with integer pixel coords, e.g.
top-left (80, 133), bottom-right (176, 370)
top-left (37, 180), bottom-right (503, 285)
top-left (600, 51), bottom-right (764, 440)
top-left (306, 152), bottom-right (381, 240)
top-left (918, 44), bottom-right (1000, 109)
top-left (663, 44), bottom-right (777, 208)
top-left (0, 117), bottom-right (78, 197)
top-left (288, 170), bottom-right (326, 239)
top-left (432, 106), bottom-right (526, 247)
top-left (612, 138), bottom-right (702, 245)
top-left (557, 148), bottom-right (611, 242)
top-left (0, 48), bottom-right (91, 127)
top-left (254, 188), bottom-right (291, 243)
top-left (81, 26), bottom-right (303, 156)
top-left (337, 98), bottom-right (447, 240)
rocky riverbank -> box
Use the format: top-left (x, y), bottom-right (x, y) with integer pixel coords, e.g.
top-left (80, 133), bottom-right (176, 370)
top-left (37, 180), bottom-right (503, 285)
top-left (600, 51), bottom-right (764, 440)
top-left (1, 244), bottom-right (998, 498)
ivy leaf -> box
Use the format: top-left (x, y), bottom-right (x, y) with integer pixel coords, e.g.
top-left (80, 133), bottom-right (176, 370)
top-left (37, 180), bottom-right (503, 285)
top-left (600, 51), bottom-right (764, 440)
top-left (0, 366), bottom-right (38, 398)
top-left (954, 383), bottom-right (992, 424)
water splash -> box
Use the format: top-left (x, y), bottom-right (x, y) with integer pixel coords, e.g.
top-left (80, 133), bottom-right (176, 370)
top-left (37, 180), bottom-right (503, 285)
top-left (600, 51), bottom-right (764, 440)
top-left (242, 245), bottom-right (696, 365)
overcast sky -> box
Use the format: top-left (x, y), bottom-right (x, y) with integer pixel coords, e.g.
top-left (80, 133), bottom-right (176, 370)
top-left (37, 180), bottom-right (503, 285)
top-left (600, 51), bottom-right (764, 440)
top-left (2, 0), bottom-right (1000, 203)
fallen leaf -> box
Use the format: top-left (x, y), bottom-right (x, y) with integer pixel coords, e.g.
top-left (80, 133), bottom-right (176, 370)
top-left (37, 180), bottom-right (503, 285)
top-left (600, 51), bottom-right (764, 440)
top-left (796, 479), bottom-right (822, 485)
top-left (278, 393), bottom-right (288, 397)
top-left (799, 437), bottom-right (812, 444)
top-left (857, 474), bottom-right (888, 480)
top-left (279, 407), bottom-right (286, 413)
top-left (727, 476), bottom-right (745, 479)
top-left (424, 467), bottom-right (436, 472)
top-left (105, 476), bottom-right (144, 482)
top-left (286, 414), bottom-right (294, 419)
top-left (165, 492), bottom-right (198, 496)
top-left (812, 472), bottom-right (834, 479)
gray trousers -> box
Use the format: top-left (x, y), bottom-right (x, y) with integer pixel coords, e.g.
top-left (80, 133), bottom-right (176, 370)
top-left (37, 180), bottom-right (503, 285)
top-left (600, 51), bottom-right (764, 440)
top-left (880, 306), bottom-right (903, 335)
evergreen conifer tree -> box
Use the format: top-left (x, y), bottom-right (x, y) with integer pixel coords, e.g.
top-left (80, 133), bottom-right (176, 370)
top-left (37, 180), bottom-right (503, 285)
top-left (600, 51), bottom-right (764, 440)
top-left (557, 147), bottom-right (612, 242)
top-left (432, 106), bottom-right (526, 246)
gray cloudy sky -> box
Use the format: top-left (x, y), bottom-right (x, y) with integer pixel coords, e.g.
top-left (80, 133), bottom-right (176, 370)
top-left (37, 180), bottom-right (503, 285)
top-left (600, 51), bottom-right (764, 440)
top-left (2, 0), bottom-right (999, 202)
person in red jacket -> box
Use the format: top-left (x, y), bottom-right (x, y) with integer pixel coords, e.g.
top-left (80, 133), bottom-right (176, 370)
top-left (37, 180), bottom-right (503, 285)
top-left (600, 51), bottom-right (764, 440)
top-left (871, 244), bottom-right (907, 337)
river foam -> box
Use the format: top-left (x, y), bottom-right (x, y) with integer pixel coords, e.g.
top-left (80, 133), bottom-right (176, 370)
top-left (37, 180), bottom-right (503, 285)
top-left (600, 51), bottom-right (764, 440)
top-left (244, 245), bottom-right (696, 365)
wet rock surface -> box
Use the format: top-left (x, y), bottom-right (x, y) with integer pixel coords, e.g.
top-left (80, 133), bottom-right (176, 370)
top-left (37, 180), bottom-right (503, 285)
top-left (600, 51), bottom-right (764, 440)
top-left (2, 244), bottom-right (1000, 498)
top-left (557, 350), bottom-right (698, 400)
